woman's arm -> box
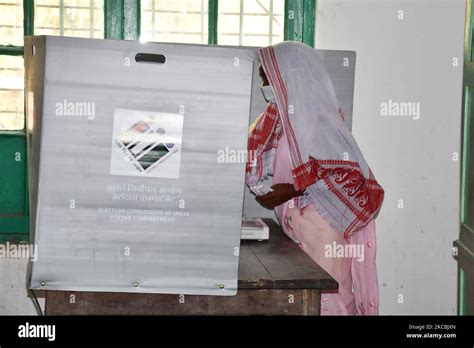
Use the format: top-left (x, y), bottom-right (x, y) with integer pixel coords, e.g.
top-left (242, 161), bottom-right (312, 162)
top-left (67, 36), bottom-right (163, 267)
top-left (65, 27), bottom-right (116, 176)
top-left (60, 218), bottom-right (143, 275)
top-left (255, 183), bottom-right (305, 210)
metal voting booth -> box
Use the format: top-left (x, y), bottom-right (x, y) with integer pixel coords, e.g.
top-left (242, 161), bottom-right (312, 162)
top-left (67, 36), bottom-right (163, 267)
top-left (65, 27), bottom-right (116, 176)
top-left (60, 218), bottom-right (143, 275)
top-left (25, 36), bottom-right (356, 296)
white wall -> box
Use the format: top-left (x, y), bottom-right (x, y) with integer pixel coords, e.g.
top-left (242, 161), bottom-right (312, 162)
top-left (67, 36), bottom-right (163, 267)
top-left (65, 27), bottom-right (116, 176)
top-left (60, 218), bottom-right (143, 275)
top-left (0, 257), bottom-right (44, 315)
top-left (316, 0), bottom-right (466, 314)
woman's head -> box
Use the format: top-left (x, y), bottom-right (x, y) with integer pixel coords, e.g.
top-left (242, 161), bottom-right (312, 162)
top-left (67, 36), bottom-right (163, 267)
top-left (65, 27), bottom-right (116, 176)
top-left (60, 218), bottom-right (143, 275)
top-left (258, 41), bottom-right (340, 112)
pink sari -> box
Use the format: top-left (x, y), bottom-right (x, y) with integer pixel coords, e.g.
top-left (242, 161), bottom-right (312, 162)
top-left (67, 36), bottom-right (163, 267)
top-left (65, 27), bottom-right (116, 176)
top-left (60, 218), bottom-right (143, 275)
top-left (274, 132), bottom-right (379, 315)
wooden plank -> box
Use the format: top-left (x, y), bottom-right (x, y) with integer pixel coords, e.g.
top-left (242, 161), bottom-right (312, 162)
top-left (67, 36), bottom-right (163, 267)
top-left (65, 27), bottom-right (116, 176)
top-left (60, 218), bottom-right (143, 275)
top-left (237, 219), bottom-right (337, 290)
top-left (45, 289), bottom-right (320, 315)
top-left (237, 244), bottom-right (275, 289)
top-left (246, 219), bottom-right (338, 290)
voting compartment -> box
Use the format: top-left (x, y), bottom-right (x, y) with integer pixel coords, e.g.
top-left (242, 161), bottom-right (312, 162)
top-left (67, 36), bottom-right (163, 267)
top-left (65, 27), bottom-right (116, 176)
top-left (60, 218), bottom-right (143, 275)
top-left (25, 36), bottom-right (254, 295)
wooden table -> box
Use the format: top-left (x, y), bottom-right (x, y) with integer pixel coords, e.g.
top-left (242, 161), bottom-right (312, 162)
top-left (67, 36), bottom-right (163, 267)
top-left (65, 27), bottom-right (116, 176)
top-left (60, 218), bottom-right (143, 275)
top-left (45, 219), bottom-right (337, 315)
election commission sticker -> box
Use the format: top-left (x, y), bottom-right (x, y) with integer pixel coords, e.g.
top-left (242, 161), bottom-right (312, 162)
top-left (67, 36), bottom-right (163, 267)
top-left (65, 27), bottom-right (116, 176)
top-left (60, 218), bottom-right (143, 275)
top-left (110, 109), bottom-right (184, 179)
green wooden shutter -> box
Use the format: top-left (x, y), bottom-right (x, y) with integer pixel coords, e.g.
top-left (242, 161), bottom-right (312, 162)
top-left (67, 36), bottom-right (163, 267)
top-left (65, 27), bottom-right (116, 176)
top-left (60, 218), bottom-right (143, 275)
top-left (284, 0), bottom-right (315, 47)
top-left (104, 0), bottom-right (140, 40)
top-left (455, 0), bottom-right (474, 315)
top-left (0, 0), bottom-right (34, 243)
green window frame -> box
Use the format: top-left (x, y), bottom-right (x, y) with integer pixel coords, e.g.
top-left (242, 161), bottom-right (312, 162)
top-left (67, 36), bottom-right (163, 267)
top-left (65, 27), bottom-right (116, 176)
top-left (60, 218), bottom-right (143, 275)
top-left (0, 0), bottom-right (33, 243)
top-left (0, 0), bottom-right (316, 243)
top-left (457, 0), bottom-right (474, 316)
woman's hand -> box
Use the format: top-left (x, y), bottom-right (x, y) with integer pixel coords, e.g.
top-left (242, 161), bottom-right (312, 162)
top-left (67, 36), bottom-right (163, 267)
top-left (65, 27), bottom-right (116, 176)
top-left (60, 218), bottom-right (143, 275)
top-left (255, 183), bottom-right (304, 210)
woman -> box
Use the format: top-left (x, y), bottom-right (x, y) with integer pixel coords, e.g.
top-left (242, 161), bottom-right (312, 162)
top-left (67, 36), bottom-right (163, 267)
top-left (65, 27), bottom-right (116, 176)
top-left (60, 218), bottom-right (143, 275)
top-left (246, 41), bottom-right (384, 315)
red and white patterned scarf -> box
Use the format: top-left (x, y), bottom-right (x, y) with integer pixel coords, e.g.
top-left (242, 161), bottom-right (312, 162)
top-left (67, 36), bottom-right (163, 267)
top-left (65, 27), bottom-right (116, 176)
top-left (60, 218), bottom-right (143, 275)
top-left (246, 42), bottom-right (384, 239)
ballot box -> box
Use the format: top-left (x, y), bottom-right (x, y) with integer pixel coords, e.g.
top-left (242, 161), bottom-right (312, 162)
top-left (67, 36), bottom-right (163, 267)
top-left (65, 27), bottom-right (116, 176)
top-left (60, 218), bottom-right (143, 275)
top-left (25, 36), bottom-right (254, 296)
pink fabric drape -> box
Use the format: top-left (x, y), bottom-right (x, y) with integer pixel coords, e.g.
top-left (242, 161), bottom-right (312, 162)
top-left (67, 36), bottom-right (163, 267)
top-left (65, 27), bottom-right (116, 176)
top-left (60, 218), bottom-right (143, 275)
top-left (273, 132), bottom-right (379, 315)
